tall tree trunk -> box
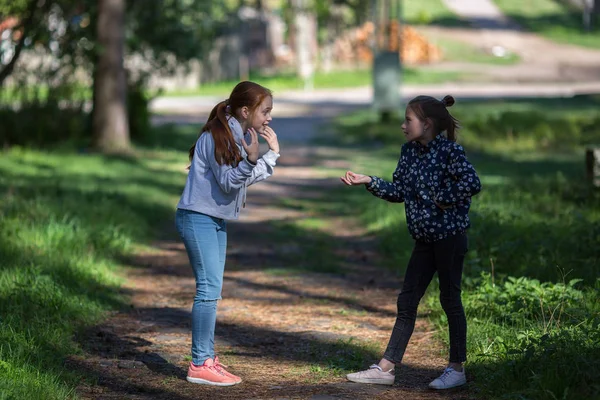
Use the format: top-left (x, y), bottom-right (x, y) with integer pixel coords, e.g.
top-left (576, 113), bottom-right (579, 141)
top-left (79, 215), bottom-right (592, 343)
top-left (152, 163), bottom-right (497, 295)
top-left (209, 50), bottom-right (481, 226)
top-left (290, 0), bottom-right (314, 89)
top-left (92, 0), bottom-right (129, 153)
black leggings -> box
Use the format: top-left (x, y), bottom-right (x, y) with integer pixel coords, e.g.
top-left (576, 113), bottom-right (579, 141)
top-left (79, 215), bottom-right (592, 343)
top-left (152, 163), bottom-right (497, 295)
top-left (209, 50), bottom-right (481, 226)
top-left (383, 232), bottom-right (468, 364)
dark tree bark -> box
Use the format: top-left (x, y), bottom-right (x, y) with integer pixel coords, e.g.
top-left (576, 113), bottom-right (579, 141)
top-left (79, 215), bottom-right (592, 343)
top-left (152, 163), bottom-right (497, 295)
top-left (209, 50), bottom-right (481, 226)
top-left (92, 0), bottom-right (130, 152)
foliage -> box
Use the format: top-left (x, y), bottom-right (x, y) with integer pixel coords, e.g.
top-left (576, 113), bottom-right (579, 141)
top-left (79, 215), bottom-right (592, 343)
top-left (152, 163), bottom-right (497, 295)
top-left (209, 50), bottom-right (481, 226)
top-left (0, 144), bottom-right (183, 399)
top-left (403, 0), bottom-right (467, 27)
top-left (457, 274), bottom-right (600, 399)
top-left (331, 95), bottom-right (600, 150)
top-left (463, 274), bottom-right (586, 326)
top-left (0, 83), bottom-right (88, 148)
top-left (1, 0), bottom-right (238, 149)
top-left (127, 79), bottom-right (153, 143)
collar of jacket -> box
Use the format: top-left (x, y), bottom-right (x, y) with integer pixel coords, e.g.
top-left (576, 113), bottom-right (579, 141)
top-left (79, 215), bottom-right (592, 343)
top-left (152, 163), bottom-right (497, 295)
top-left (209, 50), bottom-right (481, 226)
top-left (415, 133), bottom-right (446, 153)
top-left (226, 114), bottom-right (245, 145)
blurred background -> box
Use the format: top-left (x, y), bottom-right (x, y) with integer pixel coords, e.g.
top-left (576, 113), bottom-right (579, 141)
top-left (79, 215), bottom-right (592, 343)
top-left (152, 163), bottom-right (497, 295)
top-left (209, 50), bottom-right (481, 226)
top-left (1, 1), bottom-right (599, 400)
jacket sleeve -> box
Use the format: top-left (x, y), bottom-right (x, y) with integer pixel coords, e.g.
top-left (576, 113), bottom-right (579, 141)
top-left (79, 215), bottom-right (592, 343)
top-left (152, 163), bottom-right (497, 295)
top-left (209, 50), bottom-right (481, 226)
top-left (246, 150), bottom-right (280, 186)
top-left (199, 133), bottom-right (255, 193)
top-left (435, 144), bottom-right (481, 205)
top-left (365, 148), bottom-right (406, 203)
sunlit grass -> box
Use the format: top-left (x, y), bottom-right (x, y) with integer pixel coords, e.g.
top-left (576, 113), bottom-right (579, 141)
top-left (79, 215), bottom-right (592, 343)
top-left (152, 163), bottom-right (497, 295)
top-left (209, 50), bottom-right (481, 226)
top-left (0, 145), bottom-right (185, 399)
top-left (163, 68), bottom-right (467, 97)
top-left (494, 0), bottom-right (600, 49)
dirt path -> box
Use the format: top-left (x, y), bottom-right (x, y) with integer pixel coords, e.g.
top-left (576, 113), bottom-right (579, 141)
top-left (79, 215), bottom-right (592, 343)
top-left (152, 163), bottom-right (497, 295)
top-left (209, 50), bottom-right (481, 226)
top-left (69, 114), bottom-right (475, 399)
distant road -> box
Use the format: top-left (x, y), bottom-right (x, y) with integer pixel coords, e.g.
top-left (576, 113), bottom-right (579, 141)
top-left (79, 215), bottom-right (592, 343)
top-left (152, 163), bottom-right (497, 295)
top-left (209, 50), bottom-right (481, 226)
top-left (151, 81), bottom-right (600, 115)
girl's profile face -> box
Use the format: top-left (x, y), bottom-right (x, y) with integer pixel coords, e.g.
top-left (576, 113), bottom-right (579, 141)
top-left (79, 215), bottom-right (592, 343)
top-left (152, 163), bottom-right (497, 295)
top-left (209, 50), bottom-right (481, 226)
top-left (250, 96), bottom-right (273, 134)
top-left (401, 106), bottom-right (434, 145)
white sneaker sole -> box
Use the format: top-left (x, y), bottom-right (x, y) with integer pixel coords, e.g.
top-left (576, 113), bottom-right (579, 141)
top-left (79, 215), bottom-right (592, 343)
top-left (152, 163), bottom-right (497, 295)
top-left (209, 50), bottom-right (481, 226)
top-left (186, 376), bottom-right (237, 386)
top-left (346, 376), bottom-right (394, 386)
top-left (429, 380), bottom-right (467, 390)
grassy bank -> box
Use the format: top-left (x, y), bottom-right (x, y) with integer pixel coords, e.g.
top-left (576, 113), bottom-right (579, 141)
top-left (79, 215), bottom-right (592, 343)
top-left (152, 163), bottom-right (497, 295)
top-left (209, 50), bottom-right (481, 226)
top-left (403, 0), bottom-right (467, 27)
top-left (0, 146), bottom-right (185, 399)
top-left (162, 68), bottom-right (467, 97)
top-left (493, 0), bottom-right (600, 49)
top-left (322, 95), bottom-right (600, 399)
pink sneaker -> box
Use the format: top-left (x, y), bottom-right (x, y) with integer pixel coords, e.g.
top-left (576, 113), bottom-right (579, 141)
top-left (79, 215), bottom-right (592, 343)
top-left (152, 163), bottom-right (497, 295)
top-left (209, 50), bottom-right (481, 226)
top-left (186, 359), bottom-right (237, 386)
top-left (214, 356), bottom-right (242, 384)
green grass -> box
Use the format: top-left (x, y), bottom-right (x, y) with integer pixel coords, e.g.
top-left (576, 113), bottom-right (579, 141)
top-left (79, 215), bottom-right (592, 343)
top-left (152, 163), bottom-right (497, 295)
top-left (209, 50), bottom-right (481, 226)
top-left (2, 93), bottom-right (599, 398)
top-left (0, 145), bottom-right (185, 399)
top-left (403, 0), bottom-right (467, 27)
top-left (494, 0), bottom-right (600, 48)
top-left (163, 68), bottom-right (467, 97)
top-left (318, 95), bottom-right (600, 399)
top-left (2, 67), bottom-right (469, 103)
top-left (430, 36), bottom-right (520, 64)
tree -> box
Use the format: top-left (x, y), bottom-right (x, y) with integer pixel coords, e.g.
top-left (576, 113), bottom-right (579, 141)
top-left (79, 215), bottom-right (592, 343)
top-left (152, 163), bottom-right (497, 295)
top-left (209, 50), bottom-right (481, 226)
top-left (0, 0), bottom-right (54, 87)
top-left (1, 0), bottom-right (238, 150)
top-left (92, 0), bottom-right (129, 152)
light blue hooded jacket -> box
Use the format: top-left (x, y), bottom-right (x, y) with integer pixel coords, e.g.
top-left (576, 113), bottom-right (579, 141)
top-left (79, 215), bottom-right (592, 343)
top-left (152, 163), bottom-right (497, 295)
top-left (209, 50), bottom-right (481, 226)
top-left (176, 115), bottom-right (279, 220)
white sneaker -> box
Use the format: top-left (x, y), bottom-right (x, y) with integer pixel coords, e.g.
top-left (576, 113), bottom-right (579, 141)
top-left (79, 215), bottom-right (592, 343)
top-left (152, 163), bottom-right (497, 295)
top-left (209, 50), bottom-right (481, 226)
top-left (346, 364), bottom-right (394, 385)
top-left (428, 367), bottom-right (467, 390)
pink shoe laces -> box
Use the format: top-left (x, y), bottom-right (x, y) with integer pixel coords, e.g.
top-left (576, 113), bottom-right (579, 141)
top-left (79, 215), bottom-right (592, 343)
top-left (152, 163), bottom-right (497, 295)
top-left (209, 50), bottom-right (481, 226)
top-left (213, 357), bottom-right (229, 374)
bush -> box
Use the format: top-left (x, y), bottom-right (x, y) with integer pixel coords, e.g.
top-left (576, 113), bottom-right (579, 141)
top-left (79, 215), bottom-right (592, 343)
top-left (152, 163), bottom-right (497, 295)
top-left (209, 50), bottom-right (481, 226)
top-left (0, 79), bottom-right (156, 150)
top-left (464, 274), bottom-right (586, 326)
top-left (461, 110), bottom-right (600, 150)
top-left (0, 102), bottom-right (88, 149)
top-left (127, 81), bottom-right (153, 144)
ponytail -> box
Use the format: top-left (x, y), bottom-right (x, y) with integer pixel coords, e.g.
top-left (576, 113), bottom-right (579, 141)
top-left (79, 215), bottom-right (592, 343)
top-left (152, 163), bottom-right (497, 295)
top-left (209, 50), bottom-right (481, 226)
top-left (188, 100), bottom-right (242, 166)
top-left (441, 95), bottom-right (459, 142)
top-left (187, 81), bottom-right (272, 168)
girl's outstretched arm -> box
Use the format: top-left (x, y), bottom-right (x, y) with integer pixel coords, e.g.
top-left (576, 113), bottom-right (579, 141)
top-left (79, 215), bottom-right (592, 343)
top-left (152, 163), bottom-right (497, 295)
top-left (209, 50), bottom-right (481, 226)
top-left (342, 147), bottom-right (406, 203)
top-left (435, 144), bottom-right (481, 206)
top-left (341, 167), bottom-right (405, 203)
top-left (364, 146), bottom-right (406, 203)
top-left (364, 165), bottom-right (405, 203)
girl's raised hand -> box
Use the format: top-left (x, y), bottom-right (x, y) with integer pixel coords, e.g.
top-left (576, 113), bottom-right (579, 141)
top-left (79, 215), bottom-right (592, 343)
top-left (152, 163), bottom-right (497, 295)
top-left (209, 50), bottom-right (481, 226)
top-left (340, 171), bottom-right (372, 186)
top-left (260, 126), bottom-right (280, 154)
top-left (243, 128), bottom-right (259, 163)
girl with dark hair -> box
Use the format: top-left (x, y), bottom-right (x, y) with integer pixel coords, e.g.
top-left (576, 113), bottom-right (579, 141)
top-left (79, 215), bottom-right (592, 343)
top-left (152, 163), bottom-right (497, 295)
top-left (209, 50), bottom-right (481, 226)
top-left (341, 95), bottom-right (481, 390)
top-left (175, 81), bottom-right (280, 386)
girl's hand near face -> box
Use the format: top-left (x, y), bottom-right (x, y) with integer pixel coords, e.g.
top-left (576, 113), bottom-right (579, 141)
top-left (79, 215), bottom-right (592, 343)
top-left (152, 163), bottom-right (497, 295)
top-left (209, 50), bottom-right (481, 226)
top-left (260, 126), bottom-right (280, 154)
top-left (340, 171), bottom-right (372, 186)
top-left (243, 128), bottom-right (260, 163)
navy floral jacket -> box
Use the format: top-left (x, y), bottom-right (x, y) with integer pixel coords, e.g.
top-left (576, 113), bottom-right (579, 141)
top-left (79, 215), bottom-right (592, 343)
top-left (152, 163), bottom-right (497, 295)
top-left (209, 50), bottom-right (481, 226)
top-left (366, 135), bottom-right (481, 242)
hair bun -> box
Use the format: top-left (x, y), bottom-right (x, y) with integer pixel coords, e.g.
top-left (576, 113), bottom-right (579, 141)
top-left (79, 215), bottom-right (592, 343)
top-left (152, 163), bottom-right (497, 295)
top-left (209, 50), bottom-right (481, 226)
top-left (441, 95), bottom-right (455, 107)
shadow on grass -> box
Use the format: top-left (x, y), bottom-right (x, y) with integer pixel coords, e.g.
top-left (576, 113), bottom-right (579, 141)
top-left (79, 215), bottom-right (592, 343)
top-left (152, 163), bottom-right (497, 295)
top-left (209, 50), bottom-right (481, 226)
top-left (0, 144), bottom-right (190, 398)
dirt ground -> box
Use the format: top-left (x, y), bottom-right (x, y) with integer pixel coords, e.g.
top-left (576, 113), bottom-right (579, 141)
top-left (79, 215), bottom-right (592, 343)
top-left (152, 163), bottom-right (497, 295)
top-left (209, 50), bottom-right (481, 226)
top-left (68, 143), bottom-right (478, 400)
top-left (66, 10), bottom-right (600, 396)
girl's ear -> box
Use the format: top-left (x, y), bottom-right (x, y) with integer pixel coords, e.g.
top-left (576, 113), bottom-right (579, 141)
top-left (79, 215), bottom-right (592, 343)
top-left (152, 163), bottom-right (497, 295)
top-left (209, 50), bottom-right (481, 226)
top-left (424, 117), bottom-right (434, 133)
top-left (240, 106), bottom-right (250, 120)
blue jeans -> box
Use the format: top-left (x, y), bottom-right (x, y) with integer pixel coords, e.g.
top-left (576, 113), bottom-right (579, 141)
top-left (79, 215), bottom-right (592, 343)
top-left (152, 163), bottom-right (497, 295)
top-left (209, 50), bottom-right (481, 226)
top-left (383, 232), bottom-right (468, 364)
top-left (175, 209), bottom-right (227, 365)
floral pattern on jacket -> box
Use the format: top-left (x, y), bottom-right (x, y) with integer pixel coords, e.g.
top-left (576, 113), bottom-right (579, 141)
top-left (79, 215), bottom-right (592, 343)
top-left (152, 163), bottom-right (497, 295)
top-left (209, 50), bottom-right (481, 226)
top-left (366, 135), bottom-right (481, 242)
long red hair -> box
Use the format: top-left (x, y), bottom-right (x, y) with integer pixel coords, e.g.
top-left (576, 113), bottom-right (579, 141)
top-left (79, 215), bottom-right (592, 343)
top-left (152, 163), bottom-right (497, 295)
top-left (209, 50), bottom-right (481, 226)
top-left (189, 81), bottom-right (272, 166)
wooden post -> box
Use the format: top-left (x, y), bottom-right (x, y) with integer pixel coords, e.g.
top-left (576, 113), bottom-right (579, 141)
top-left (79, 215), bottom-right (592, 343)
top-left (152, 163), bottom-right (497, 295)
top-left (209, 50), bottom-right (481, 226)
top-left (586, 147), bottom-right (600, 187)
